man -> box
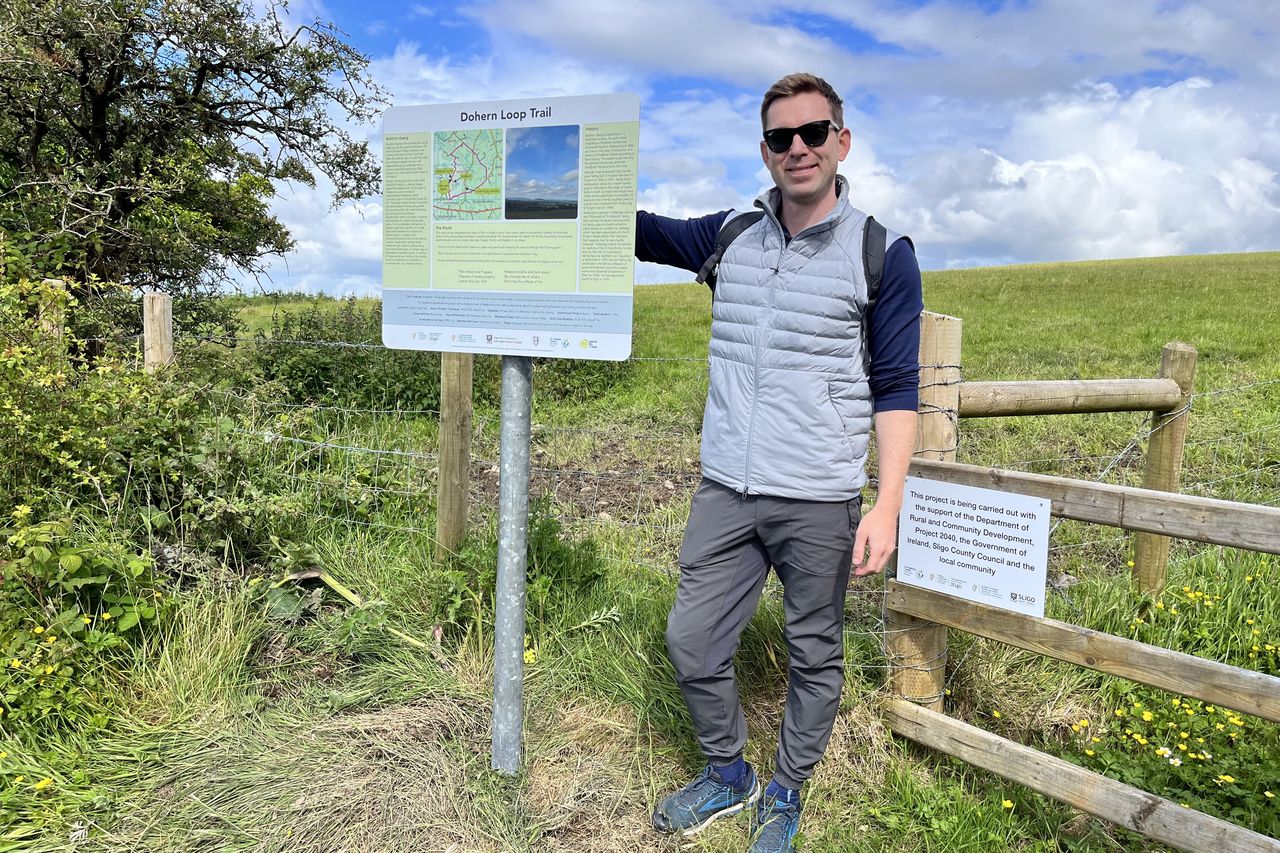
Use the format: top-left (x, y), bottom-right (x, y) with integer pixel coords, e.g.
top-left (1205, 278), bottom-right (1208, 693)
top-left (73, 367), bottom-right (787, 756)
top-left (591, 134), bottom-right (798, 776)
top-left (634, 73), bottom-right (923, 852)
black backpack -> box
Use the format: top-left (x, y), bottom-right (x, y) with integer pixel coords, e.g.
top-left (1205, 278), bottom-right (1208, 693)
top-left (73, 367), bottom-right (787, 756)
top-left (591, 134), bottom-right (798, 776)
top-left (694, 211), bottom-right (889, 312)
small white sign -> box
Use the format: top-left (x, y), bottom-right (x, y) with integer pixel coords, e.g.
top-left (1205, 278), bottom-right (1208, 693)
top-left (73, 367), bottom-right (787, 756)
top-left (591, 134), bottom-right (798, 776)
top-left (897, 476), bottom-right (1051, 617)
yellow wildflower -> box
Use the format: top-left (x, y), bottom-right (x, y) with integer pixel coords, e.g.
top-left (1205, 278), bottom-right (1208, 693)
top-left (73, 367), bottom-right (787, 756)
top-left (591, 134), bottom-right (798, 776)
top-left (1002, 800), bottom-right (1013, 810)
top-left (992, 710), bottom-right (1002, 719)
top-left (1142, 711), bottom-right (1153, 722)
top-left (32, 626), bottom-right (43, 634)
top-left (1085, 749), bottom-right (1095, 756)
top-left (523, 649), bottom-right (537, 665)
top-left (32, 777), bottom-right (52, 791)
top-left (101, 612), bottom-right (113, 620)
top-left (1265, 791), bottom-right (1275, 799)
top-left (1218, 774), bottom-right (1236, 784)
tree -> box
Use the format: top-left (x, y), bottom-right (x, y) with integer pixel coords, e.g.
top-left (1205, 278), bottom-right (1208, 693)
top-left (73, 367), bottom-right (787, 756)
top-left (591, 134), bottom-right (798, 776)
top-left (0, 0), bottom-right (383, 316)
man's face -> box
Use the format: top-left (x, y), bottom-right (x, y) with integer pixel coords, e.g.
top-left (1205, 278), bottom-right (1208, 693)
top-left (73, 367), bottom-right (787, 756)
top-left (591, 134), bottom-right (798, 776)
top-left (760, 91), bottom-right (851, 212)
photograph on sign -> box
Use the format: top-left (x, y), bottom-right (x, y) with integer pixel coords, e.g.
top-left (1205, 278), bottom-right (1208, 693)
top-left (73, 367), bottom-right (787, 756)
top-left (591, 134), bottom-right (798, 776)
top-left (897, 476), bottom-right (1051, 617)
top-left (381, 93), bottom-right (640, 361)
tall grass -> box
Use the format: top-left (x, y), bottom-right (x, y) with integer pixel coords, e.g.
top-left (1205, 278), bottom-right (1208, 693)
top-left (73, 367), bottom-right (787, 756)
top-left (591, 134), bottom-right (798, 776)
top-left (6, 253), bottom-right (1278, 851)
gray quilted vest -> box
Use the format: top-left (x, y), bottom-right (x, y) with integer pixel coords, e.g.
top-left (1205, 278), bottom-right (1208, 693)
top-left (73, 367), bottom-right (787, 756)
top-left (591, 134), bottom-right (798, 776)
top-left (700, 176), bottom-right (902, 500)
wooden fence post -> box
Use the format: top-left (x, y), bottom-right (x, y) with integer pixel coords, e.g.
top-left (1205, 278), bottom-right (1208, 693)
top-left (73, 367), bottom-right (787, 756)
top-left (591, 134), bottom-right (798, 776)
top-left (143, 292), bottom-right (174, 372)
top-left (436, 352), bottom-right (474, 555)
top-left (886, 311), bottom-right (961, 711)
top-left (1133, 342), bottom-right (1197, 595)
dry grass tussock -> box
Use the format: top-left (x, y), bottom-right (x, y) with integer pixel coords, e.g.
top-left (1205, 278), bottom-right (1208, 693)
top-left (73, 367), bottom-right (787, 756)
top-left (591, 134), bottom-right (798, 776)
top-left (523, 699), bottom-right (673, 852)
top-left (87, 697), bottom-right (509, 853)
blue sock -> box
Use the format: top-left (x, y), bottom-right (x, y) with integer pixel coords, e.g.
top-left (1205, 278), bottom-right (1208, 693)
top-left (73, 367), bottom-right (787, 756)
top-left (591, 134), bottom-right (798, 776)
top-left (711, 757), bottom-right (749, 790)
top-left (765, 779), bottom-right (800, 804)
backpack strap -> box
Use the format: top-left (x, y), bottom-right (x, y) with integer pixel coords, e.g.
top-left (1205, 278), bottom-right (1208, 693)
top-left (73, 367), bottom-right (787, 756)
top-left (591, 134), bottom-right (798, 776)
top-left (862, 215), bottom-right (887, 313)
top-left (698, 210), bottom-right (891, 314)
top-left (695, 210), bottom-right (765, 289)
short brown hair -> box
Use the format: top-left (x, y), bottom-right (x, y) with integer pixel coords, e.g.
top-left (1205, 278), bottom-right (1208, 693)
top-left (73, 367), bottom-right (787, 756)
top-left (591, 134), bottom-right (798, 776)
top-left (760, 73), bottom-right (844, 130)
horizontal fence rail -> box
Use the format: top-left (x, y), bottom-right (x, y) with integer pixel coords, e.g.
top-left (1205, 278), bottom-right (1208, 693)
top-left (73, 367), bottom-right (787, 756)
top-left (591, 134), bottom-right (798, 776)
top-left (885, 699), bottom-right (1280, 853)
top-left (908, 459), bottom-right (1280, 555)
top-left (959, 378), bottom-right (1184, 417)
top-left (886, 581), bottom-right (1280, 724)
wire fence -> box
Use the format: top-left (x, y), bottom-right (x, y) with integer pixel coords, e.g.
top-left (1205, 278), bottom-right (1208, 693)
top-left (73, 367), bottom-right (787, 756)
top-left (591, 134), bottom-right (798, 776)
top-left (167, 328), bottom-right (1280, 687)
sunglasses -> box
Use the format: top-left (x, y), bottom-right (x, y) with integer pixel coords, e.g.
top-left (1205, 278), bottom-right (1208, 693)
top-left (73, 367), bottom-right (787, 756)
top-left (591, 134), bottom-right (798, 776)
top-left (762, 119), bottom-right (839, 154)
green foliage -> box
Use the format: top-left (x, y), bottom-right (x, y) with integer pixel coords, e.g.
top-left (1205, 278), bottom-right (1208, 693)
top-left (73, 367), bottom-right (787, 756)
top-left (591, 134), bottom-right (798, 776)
top-left (243, 295), bottom-right (635, 410)
top-left (0, 0), bottom-right (383, 305)
top-left (0, 518), bottom-right (160, 730)
top-left (1055, 551), bottom-right (1280, 836)
top-left (0, 279), bottom-right (202, 513)
top-left (427, 499), bottom-right (606, 639)
top-left (251, 297), bottom-right (448, 409)
top-left (531, 356), bottom-right (635, 405)
top-left (1076, 694), bottom-right (1278, 837)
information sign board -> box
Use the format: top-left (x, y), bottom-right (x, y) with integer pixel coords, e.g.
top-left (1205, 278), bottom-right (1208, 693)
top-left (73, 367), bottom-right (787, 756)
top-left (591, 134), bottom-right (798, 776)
top-left (381, 93), bottom-right (640, 360)
top-left (897, 476), bottom-right (1051, 617)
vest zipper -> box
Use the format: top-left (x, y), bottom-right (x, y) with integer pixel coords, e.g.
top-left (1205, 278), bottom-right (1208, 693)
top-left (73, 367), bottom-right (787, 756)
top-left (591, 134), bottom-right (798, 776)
top-left (741, 212), bottom-right (791, 494)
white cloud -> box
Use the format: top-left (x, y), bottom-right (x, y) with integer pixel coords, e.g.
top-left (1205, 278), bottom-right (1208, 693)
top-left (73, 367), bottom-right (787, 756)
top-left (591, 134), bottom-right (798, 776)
top-left (239, 0), bottom-right (1280, 294)
top-left (465, 0), bottom-right (850, 87)
top-left (869, 78), bottom-right (1280, 268)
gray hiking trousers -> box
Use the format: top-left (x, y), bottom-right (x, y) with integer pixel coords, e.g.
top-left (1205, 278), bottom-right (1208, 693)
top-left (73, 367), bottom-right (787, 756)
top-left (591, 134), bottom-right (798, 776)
top-left (666, 478), bottom-right (860, 789)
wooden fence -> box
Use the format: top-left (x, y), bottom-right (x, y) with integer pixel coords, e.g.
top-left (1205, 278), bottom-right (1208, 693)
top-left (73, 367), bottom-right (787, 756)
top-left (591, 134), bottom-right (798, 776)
top-left (887, 312), bottom-right (1280, 853)
top-left (133, 295), bottom-right (1278, 847)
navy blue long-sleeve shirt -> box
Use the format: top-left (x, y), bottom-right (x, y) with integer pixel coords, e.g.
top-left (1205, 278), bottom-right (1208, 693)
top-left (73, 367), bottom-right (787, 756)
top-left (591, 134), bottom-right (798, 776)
top-left (636, 209), bottom-right (923, 412)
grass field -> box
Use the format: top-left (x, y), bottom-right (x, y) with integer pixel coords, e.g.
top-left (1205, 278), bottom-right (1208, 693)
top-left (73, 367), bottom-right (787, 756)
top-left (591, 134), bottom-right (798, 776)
top-left (4, 252), bottom-right (1278, 852)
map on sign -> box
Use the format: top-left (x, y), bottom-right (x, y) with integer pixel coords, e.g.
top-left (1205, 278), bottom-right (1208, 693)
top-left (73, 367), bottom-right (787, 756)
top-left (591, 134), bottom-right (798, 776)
top-left (433, 129), bottom-right (503, 221)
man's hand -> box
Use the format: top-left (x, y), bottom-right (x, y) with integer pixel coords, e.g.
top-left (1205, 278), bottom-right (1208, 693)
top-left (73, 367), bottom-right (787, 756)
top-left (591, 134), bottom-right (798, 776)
top-left (851, 502), bottom-right (898, 577)
top-left (852, 409), bottom-right (917, 578)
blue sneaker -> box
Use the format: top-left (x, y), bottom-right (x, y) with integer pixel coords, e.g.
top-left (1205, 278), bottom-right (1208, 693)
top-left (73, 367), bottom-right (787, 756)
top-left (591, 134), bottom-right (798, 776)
top-left (749, 794), bottom-right (802, 852)
top-left (651, 764), bottom-right (760, 836)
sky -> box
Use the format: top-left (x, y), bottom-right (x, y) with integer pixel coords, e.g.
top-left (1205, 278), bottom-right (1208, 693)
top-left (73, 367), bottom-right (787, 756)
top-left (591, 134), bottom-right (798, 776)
top-left (505, 126), bottom-right (581, 202)
top-left (252, 0), bottom-right (1280, 294)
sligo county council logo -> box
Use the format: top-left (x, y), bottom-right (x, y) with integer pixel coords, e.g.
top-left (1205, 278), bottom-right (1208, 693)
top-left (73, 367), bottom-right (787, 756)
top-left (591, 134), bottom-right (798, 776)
top-left (486, 334), bottom-right (493, 343)
top-left (532, 336), bottom-right (539, 346)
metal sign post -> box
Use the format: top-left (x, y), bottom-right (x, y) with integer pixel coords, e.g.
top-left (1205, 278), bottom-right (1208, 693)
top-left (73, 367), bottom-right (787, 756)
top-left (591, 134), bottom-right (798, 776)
top-left (491, 355), bottom-right (532, 773)
top-left (379, 92), bottom-right (638, 774)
